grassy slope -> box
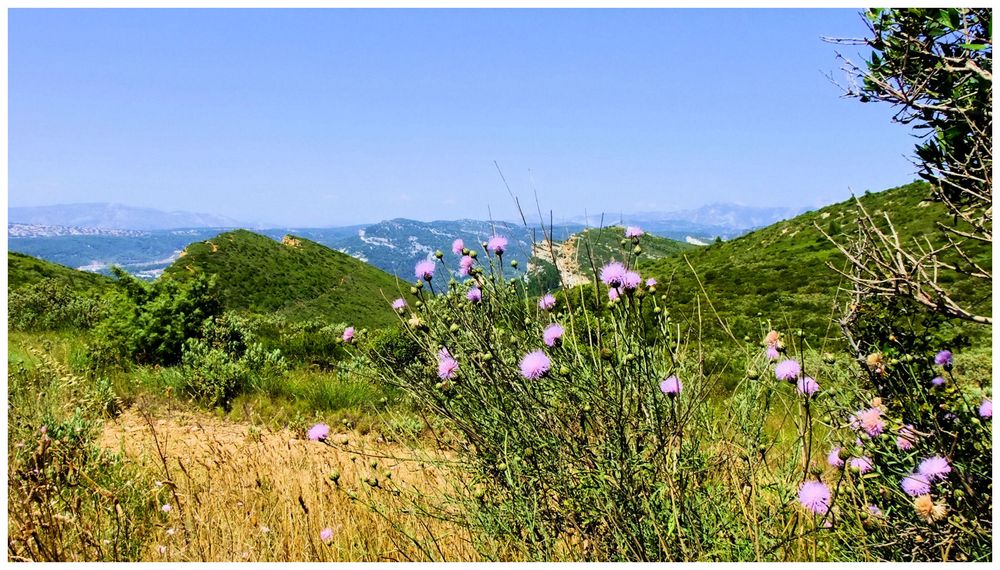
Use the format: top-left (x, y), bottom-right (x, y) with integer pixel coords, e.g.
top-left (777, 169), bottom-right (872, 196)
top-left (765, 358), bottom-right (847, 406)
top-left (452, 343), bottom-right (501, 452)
top-left (645, 181), bottom-right (992, 345)
top-left (8, 251), bottom-right (112, 293)
top-left (161, 229), bottom-right (405, 327)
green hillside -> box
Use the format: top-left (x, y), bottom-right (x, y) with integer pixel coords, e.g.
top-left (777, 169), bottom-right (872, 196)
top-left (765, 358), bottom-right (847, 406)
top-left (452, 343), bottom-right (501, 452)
top-left (161, 230), bottom-right (406, 327)
top-left (8, 251), bottom-right (112, 293)
top-left (530, 225), bottom-right (694, 292)
top-left (645, 181), bottom-right (992, 346)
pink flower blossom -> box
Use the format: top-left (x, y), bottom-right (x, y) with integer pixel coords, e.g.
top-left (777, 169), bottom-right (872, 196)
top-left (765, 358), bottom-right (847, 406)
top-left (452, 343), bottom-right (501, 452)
top-left (850, 456), bottom-right (874, 474)
top-left (600, 262), bottom-right (627, 288)
top-left (660, 375), bottom-right (682, 397)
top-left (538, 294), bottom-right (556, 310)
top-left (342, 327), bottom-right (355, 343)
top-left (897, 424), bottom-right (918, 450)
top-left (918, 455), bottom-right (951, 482)
top-left (459, 255), bottom-right (474, 276)
top-left (625, 226), bottom-right (644, 238)
top-left (487, 235), bottom-right (508, 255)
top-left (622, 271), bottom-right (642, 291)
top-left (451, 238), bottom-right (465, 255)
top-left (645, 278), bottom-right (657, 287)
top-left (320, 527), bottom-right (334, 544)
top-left (608, 287), bottom-right (620, 301)
top-left (466, 286), bottom-right (482, 303)
top-left (901, 473), bottom-right (931, 497)
top-left (543, 323), bottom-right (564, 347)
top-left (796, 376), bottom-right (819, 397)
top-left (519, 350), bottom-right (551, 380)
top-left (437, 348), bottom-right (458, 379)
top-left (307, 423), bottom-right (330, 442)
top-left (774, 359), bottom-right (801, 381)
top-left (797, 480), bottom-right (831, 515)
top-left (392, 298), bottom-right (407, 311)
top-left (828, 447), bottom-right (844, 468)
top-left (851, 407), bottom-right (885, 437)
top-left (980, 398), bottom-right (992, 419)
top-left (415, 259), bottom-right (436, 281)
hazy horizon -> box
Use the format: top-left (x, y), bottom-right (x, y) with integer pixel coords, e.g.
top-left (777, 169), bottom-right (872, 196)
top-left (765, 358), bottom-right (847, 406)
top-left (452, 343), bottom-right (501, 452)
top-left (11, 8), bottom-right (918, 226)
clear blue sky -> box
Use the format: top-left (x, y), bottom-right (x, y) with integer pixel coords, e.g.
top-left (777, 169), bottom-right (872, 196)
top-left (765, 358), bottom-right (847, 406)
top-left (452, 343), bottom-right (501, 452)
top-left (10, 8), bottom-right (918, 227)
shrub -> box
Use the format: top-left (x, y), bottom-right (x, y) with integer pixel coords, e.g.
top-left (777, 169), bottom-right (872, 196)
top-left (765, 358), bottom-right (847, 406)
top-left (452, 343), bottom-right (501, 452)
top-left (8, 279), bottom-right (108, 331)
top-left (180, 313), bottom-right (287, 409)
top-left (88, 267), bottom-right (221, 368)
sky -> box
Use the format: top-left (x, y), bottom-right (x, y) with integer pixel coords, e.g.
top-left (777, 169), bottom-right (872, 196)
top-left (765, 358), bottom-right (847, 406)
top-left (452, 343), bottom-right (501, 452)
top-left (9, 8), bottom-right (920, 227)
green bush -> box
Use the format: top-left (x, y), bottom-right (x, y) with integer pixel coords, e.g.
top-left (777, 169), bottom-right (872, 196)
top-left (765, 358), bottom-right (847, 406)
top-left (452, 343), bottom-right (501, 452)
top-left (180, 313), bottom-right (287, 409)
top-left (88, 267), bottom-right (221, 368)
top-left (8, 279), bottom-right (108, 331)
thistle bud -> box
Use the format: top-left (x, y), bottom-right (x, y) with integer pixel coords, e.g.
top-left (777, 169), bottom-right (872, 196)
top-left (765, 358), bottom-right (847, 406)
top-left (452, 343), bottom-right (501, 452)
top-left (415, 280), bottom-right (424, 289)
top-left (510, 259), bottom-right (518, 268)
top-left (329, 470), bottom-right (341, 483)
top-left (469, 250), bottom-right (478, 259)
top-left (633, 245), bottom-right (642, 255)
top-left (434, 250), bottom-right (444, 259)
top-left (560, 365), bottom-right (570, 375)
top-left (449, 323), bottom-right (460, 333)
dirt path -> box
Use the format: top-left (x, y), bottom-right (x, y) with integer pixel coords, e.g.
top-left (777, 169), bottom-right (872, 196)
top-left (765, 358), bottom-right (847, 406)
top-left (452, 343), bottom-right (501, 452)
top-left (99, 408), bottom-right (473, 562)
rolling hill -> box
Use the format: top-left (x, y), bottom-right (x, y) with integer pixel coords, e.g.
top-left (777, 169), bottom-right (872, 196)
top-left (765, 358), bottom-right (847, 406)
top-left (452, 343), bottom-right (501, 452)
top-left (8, 251), bottom-right (113, 293)
top-left (160, 229), bottom-right (407, 327)
top-left (643, 181), bottom-right (992, 346)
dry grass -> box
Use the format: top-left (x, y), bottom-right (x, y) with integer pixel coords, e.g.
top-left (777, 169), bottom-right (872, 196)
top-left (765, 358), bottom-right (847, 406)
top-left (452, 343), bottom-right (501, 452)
top-left (98, 407), bottom-right (478, 561)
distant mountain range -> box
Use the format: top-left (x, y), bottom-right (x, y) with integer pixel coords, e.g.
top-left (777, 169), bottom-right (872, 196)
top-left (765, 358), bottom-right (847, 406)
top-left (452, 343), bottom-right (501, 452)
top-left (9, 203), bottom-right (245, 231)
top-left (7, 200), bottom-right (811, 282)
top-left (567, 203), bottom-right (806, 240)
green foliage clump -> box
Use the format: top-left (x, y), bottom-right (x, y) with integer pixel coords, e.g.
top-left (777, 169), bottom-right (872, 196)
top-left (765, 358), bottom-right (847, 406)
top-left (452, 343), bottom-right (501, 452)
top-left (9, 278), bottom-right (108, 331)
top-left (89, 267), bottom-right (222, 368)
top-left (180, 313), bottom-right (287, 409)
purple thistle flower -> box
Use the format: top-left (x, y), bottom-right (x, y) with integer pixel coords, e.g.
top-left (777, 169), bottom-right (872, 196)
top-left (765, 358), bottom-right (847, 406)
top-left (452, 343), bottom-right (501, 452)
top-left (980, 398), bottom-right (992, 419)
top-left (466, 286), bottom-right (482, 303)
top-left (774, 359), bottom-right (801, 381)
top-left (918, 456), bottom-right (951, 482)
top-left (766, 346), bottom-right (780, 361)
top-left (797, 480), bottom-right (831, 515)
top-left (796, 376), bottom-right (820, 397)
top-left (415, 259), bottom-right (436, 281)
top-left (538, 294), bottom-right (556, 311)
top-left (622, 271), bottom-right (642, 291)
top-left (458, 255), bottom-right (474, 276)
top-left (451, 238), bottom-right (465, 255)
top-left (392, 298), bottom-right (407, 311)
top-left (543, 323), bottom-right (564, 347)
top-left (437, 348), bottom-right (459, 379)
top-left (625, 226), bottom-right (644, 238)
top-left (897, 424), bottom-right (917, 450)
top-left (600, 262), bottom-right (627, 288)
top-left (487, 235), bottom-right (508, 255)
top-left (608, 287), bottom-right (620, 301)
top-left (660, 375), bottom-right (682, 397)
top-left (307, 423), bottom-right (330, 442)
top-left (867, 504), bottom-right (882, 517)
top-left (320, 527), bottom-right (334, 544)
top-left (850, 456), bottom-right (874, 474)
top-left (931, 376), bottom-right (946, 387)
top-left (934, 350), bottom-right (952, 367)
top-left (901, 473), bottom-right (931, 497)
top-left (519, 350), bottom-right (551, 380)
top-left (851, 407), bottom-right (885, 437)
top-left (342, 327), bottom-right (355, 343)
top-left (828, 447), bottom-right (844, 468)
top-left (645, 277), bottom-right (657, 287)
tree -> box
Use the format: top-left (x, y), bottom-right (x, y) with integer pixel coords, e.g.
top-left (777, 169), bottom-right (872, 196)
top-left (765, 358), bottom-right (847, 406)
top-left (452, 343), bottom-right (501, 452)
top-left (824, 8), bottom-right (992, 325)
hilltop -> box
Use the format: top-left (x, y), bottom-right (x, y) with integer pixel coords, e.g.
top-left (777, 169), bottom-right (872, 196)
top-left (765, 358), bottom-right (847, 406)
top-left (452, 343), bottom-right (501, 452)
top-left (644, 181), bottom-right (992, 346)
top-left (161, 229), bottom-right (406, 326)
top-left (8, 251), bottom-right (113, 293)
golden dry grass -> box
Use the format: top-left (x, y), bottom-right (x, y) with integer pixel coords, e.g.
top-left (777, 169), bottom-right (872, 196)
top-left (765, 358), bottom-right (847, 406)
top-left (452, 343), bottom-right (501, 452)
top-left (98, 407), bottom-right (478, 561)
